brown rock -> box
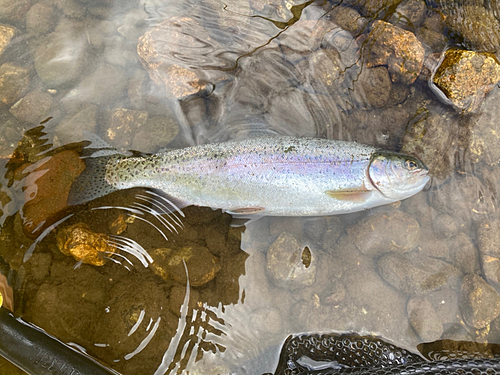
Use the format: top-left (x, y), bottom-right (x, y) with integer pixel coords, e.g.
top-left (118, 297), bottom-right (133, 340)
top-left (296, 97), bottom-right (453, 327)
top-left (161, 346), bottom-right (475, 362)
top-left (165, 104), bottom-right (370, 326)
top-left (0, 63), bottom-right (30, 105)
top-left (9, 91), bottom-right (55, 124)
top-left (0, 23), bottom-right (16, 58)
top-left (364, 20), bottom-right (424, 84)
top-left (0, 0), bottom-right (30, 22)
top-left (26, 3), bottom-right (58, 37)
top-left (432, 49), bottom-right (500, 112)
top-left (131, 116), bottom-right (179, 153)
top-left (149, 246), bottom-right (221, 286)
top-left (407, 297), bottom-right (443, 341)
top-left (21, 150), bottom-right (86, 237)
top-left (56, 223), bottom-right (116, 266)
top-left (351, 66), bottom-right (392, 109)
top-left (460, 274), bottom-right (500, 329)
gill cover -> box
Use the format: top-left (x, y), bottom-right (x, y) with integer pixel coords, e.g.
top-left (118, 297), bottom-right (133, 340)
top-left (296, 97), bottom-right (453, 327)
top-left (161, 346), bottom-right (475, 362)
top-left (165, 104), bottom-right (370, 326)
top-left (368, 151), bottom-right (429, 200)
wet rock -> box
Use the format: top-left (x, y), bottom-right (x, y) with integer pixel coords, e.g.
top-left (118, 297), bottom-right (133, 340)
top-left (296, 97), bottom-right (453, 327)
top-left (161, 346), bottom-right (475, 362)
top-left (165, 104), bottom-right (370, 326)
top-left (0, 63), bottom-right (30, 105)
top-left (426, 288), bottom-right (461, 325)
top-left (407, 297), bottom-right (444, 341)
top-left (168, 285), bottom-right (200, 316)
top-left (460, 274), bottom-right (500, 329)
top-left (34, 21), bottom-right (89, 87)
top-left (378, 251), bottom-right (462, 295)
top-left (239, 251), bottom-right (274, 310)
top-left (21, 150), bottom-right (86, 237)
top-left (303, 216), bottom-right (343, 251)
top-left (103, 35), bottom-right (138, 67)
top-left (432, 213), bottom-right (458, 239)
top-left (329, 6), bottom-right (367, 35)
top-left (56, 223), bottom-right (116, 266)
top-left (137, 17), bottom-right (211, 100)
top-left (51, 0), bottom-right (86, 19)
top-left (0, 0), bottom-right (30, 22)
top-left (54, 105), bottom-right (97, 144)
top-left (401, 111), bottom-right (459, 179)
top-left (432, 176), bottom-right (495, 224)
top-left (26, 3), bottom-right (58, 37)
top-left (63, 65), bottom-right (128, 110)
top-left (321, 278), bottom-right (346, 305)
top-left (266, 232), bottom-right (316, 288)
top-left (451, 232), bottom-right (479, 275)
top-left (105, 108), bottom-right (148, 150)
top-left (299, 48), bottom-right (345, 95)
top-left (351, 66), bottom-right (392, 109)
top-left (416, 231), bottom-right (450, 260)
top-left (26, 252), bottom-right (52, 283)
top-left (131, 116), bottom-right (180, 153)
top-left (364, 20), bottom-right (424, 84)
top-left (0, 23), bottom-right (17, 58)
top-left (432, 49), bottom-right (500, 113)
top-left (277, 19), bottom-right (340, 58)
top-left (468, 87), bottom-right (500, 165)
top-left (349, 209), bottom-right (420, 256)
top-left (344, 0), bottom-right (400, 17)
top-left (418, 27), bottom-right (448, 53)
top-left (149, 246), bottom-right (221, 286)
top-left (390, 0), bottom-right (426, 30)
top-left (446, 6), bottom-right (500, 54)
top-left (478, 219), bottom-right (500, 286)
top-left (9, 91), bottom-right (55, 124)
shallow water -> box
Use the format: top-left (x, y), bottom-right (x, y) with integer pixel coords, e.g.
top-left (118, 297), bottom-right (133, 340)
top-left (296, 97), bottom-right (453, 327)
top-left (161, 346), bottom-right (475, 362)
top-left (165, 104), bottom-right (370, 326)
top-left (1, 0), bottom-right (500, 374)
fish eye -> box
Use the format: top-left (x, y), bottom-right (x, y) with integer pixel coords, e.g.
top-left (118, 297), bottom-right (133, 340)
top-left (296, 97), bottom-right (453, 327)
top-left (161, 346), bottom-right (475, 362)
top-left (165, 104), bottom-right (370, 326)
top-left (405, 159), bottom-right (418, 170)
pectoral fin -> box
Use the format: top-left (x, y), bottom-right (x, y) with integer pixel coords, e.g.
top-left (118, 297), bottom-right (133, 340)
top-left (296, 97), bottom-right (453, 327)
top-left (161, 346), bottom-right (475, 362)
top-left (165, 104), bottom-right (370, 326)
top-left (226, 207), bottom-right (266, 215)
top-left (325, 190), bottom-right (371, 202)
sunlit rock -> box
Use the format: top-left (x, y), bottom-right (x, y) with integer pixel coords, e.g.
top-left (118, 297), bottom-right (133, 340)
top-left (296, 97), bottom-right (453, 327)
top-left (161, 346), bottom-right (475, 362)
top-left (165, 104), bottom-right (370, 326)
top-left (0, 23), bottom-right (17, 58)
top-left (56, 223), bottom-right (116, 266)
top-left (266, 232), bottom-right (316, 288)
top-left (105, 108), bottom-right (148, 150)
top-left (20, 150), bottom-right (86, 237)
top-left (460, 274), bottom-right (500, 329)
top-left (364, 20), bottom-right (424, 84)
top-left (432, 49), bottom-right (500, 112)
top-left (0, 63), bottom-right (30, 105)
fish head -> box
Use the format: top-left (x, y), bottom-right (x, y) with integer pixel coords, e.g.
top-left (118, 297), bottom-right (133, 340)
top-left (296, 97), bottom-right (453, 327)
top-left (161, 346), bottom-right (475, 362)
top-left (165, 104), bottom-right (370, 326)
top-left (368, 151), bottom-right (429, 200)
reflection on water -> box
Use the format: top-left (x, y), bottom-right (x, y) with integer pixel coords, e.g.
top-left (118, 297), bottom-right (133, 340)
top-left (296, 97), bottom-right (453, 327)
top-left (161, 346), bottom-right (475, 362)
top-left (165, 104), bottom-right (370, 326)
top-left (2, 0), bottom-right (500, 374)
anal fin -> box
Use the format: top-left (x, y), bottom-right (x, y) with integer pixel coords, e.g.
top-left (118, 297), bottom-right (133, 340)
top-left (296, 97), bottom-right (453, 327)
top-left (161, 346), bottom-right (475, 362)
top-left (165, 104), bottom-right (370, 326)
top-left (226, 207), bottom-right (265, 215)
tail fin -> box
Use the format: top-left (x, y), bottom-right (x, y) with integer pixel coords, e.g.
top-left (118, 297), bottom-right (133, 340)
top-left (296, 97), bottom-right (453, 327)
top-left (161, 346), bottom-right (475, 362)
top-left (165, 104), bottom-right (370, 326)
top-left (68, 155), bottom-right (119, 206)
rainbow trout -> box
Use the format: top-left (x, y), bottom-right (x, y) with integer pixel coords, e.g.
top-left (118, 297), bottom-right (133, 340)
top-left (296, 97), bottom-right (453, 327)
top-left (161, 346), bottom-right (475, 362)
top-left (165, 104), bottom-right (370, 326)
top-left (68, 136), bottom-right (429, 215)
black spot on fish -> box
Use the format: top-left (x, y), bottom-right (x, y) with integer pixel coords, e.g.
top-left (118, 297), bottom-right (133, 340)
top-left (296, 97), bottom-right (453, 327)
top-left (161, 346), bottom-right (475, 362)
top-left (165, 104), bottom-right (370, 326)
top-left (284, 146), bottom-right (296, 153)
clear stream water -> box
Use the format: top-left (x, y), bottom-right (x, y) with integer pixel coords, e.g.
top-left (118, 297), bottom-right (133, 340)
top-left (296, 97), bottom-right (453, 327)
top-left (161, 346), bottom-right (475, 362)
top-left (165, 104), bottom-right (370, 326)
top-left (1, 0), bottom-right (500, 374)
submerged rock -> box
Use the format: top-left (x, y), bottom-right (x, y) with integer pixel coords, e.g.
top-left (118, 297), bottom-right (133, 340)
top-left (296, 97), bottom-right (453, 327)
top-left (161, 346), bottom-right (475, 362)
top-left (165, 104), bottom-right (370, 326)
top-left (0, 0), bottom-right (30, 22)
top-left (477, 219), bottom-right (500, 287)
top-left (0, 63), bottom-right (30, 105)
top-left (266, 232), bottom-right (316, 288)
top-left (460, 274), bottom-right (500, 329)
top-left (364, 20), bottom-right (424, 84)
top-left (26, 3), bottom-right (58, 37)
top-left (378, 251), bottom-right (462, 295)
top-left (445, 6), bottom-right (500, 55)
top-left (349, 209), bottom-right (420, 256)
top-left (131, 116), bottom-right (180, 153)
top-left (432, 49), bottom-right (500, 112)
top-left (351, 66), bottom-right (392, 109)
top-left (105, 108), bottom-right (148, 150)
top-left (55, 105), bottom-right (97, 144)
top-left (9, 91), bottom-right (55, 124)
top-left (0, 23), bottom-right (17, 58)
top-left (56, 223), bottom-right (116, 266)
top-left (149, 246), bottom-right (221, 286)
top-left (407, 297), bottom-right (443, 341)
top-left (21, 150), bottom-right (86, 237)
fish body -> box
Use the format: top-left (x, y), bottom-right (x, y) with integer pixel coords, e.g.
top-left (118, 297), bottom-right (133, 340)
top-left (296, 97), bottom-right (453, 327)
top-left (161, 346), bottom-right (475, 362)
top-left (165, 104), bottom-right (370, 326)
top-left (69, 137), bottom-right (429, 216)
